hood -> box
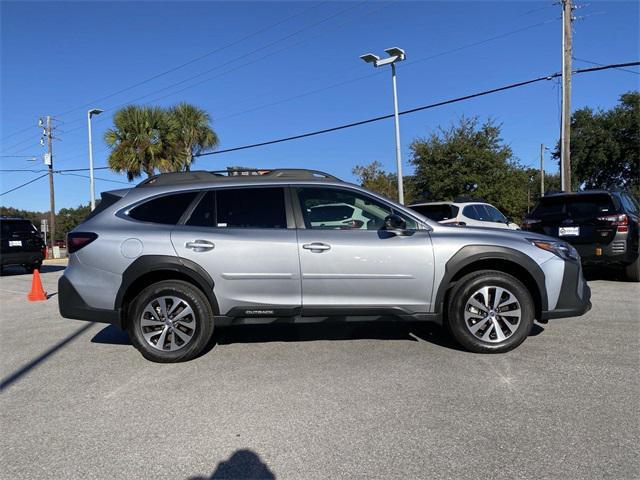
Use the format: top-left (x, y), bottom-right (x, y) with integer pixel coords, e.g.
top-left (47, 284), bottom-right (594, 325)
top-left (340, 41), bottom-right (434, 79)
top-left (432, 223), bottom-right (560, 243)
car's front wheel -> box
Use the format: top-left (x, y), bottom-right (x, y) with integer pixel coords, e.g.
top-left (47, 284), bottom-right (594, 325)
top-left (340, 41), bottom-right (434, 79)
top-left (447, 270), bottom-right (535, 353)
top-left (128, 280), bottom-right (215, 362)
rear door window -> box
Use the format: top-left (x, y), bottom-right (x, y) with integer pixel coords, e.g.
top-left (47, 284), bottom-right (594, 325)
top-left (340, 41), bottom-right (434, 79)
top-left (128, 192), bottom-right (198, 224)
top-left (186, 188), bottom-right (288, 229)
top-left (216, 187), bottom-right (287, 229)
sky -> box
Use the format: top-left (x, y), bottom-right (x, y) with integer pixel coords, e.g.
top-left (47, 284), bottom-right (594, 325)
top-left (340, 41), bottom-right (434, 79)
top-left (1, 0), bottom-right (638, 212)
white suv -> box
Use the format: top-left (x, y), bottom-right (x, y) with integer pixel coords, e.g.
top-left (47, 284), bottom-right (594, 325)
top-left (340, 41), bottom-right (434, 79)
top-left (409, 201), bottom-right (520, 230)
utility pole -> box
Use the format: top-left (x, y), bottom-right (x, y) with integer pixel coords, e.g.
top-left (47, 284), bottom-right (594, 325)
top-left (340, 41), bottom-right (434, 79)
top-left (560, 0), bottom-right (574, 192)
top-left (540, 143), bottom-right (545, 197)
top-left (43, 116), bottom-right (56, 255)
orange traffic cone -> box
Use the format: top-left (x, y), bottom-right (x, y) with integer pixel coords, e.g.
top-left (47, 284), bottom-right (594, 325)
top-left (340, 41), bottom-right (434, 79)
top-left (27, 270), bottom-right (47, 302)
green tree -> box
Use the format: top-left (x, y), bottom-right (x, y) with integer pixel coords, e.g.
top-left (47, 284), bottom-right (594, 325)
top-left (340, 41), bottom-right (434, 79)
top-left (555, 91), bottom-right (639, 194)
top-left (56, 204), bottom-right (91, 242)
top-left (165, 103), bottom-right (218, 171)
top-left (409, 117), bottom-right (529, 220)
top-left (104, 105), bottom-right (170, 181)
top-left (352, 161), bottom-right (417, 203)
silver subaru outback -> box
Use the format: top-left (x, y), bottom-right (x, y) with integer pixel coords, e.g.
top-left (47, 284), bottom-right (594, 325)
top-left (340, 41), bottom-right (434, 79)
top-left (59, 169), bottom-right (591, 362)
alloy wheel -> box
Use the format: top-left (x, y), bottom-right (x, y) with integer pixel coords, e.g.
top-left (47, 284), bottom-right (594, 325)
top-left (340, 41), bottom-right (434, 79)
top-left (463, 286), bottom-right (522, 343)
top-left (140, 296), bottom-right (197, 351)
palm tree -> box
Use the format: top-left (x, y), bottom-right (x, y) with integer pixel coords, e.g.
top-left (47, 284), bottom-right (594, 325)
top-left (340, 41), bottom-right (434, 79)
top-left (165, 103), bottom-right (218, 171)
top-left (104, 105), bottom-right (169, 181)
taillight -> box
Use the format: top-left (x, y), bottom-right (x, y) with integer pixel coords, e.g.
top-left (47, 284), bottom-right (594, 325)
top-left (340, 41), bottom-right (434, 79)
top-left (597, 214), bottom-right (628, 232)
top-left (521, 218), bottom-right (540, 230)
top-left (67, 232), bottom-right (98, 254)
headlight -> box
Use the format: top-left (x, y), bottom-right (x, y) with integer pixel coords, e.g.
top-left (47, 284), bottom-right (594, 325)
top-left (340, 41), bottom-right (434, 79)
top-left (529, 238), bottom-right (579, 261)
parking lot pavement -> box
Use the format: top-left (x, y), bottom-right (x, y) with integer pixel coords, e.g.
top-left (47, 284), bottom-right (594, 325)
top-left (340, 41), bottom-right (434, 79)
top-left (1, 267), bottom-right (638, 480)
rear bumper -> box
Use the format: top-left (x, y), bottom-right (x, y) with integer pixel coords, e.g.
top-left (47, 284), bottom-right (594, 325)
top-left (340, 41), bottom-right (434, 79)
top-left (541, 259), bottom-right (591, 320)
top-left (58, 275), bottom-right (122, 327)
top-left (574, 233), bottom-right (637, 267)
top-left (1, 251), bottom-right (44, 267)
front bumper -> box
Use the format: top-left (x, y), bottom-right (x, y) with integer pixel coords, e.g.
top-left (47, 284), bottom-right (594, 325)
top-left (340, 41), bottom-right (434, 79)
top-left (58, 275), bottom-right (122, 327)
top-left (541, 259), bottom-right (591, 320)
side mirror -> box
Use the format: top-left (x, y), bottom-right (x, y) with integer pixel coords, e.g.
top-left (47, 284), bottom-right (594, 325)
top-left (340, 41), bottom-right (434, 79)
top-left (383, 214), bottom-right (407, 234)
top-left (505, 216), bottom-right (514, 224)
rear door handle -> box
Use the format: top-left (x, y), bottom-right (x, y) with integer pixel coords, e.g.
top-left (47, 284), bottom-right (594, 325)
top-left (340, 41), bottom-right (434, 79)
top-left (185, 240), bottom-right (215, 252)
top-left (302, 242), bottom-right (331, 252)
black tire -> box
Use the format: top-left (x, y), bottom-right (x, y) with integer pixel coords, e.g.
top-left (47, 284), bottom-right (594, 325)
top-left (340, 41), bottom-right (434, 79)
top-left (127, 280), bottom-right (215, 363)
top-left (25, 261), bottom-right (42, 273)
top-left (446, 270), bottom-right (535, 353)
top-left (624, 256), bottom-right (640, 282)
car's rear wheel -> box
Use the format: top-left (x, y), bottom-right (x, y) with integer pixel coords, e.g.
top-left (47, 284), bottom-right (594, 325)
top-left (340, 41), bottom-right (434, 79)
top-left (446, 270), bottom-right (535, 353)
top-left (624, 255), bottom-right (640, 282)
top-left (127, 280), bottom-right (214, 362)
top-left (25, 261), bottom-right (42, 273)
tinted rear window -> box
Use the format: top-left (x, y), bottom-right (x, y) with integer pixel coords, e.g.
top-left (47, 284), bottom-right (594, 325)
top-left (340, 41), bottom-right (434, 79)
top-left (1, 220), bottom-right (37, 236)
top-left (129, 192), bottom-right (198, 224)
top-left (217, 188), bottom-right (286, 228)
top-left (187, 187), bottom-right (287, 229)
top-left (411, 204), bottom-right (458, 221)
top-left (531, 194), bottom-right (616, 219)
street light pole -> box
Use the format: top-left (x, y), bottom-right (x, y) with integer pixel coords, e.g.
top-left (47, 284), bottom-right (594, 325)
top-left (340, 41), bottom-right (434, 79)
top-left (360, 47), bottom-right (406, 204)
top-left (87, 109), bottom-right (103, 210)
top-left (390, 62), bottom-right (404, 204)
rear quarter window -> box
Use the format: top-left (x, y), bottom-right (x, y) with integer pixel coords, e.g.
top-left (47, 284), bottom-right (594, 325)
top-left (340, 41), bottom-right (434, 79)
top-left (128, 192), bottom-right (198, 224)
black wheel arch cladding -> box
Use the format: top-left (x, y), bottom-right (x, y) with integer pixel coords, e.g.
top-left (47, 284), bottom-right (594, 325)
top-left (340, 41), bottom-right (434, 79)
top-left (434, 245), bottom-right (548, 315)
top-left (116, 255), bottom-right (219, 318)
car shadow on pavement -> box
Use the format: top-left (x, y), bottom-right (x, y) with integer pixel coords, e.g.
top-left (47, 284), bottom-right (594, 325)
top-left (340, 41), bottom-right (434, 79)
top-left (583, 266), bottom-right (627, 282)
top-left (0, 265), bottom-right (66, 276)
top-left (91, 321), bottom-right (546, 354)
top-left (91, 325), bottom-right (131, 345)
top-left (188, 449), bottom-right (275, 480)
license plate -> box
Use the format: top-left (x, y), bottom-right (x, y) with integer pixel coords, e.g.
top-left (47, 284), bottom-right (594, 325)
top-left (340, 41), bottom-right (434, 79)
top-left (559, 226), bottom-right (579, 236)
top-left (9, 240), bottom-right (22, 247)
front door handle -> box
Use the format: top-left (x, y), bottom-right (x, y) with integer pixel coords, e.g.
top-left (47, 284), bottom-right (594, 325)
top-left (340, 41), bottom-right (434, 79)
top-left (302, 242), bottom-right (331, 252)
top-left (185, 240), bottom-right (215, 252)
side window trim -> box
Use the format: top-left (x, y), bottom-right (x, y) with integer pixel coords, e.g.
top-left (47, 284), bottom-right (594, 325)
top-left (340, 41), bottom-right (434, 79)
top-left (179, 191), bottom-right (206, 225)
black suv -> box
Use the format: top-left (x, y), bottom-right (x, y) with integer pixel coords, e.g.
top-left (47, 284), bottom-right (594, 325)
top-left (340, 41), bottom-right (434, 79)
top-left (523, 191), bottom-right (639, 281)
top-left (0, 217), bottom-right (46, 273)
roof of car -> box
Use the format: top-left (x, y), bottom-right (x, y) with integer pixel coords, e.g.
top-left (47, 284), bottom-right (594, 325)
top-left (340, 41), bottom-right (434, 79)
top-left (408, 201), bottom-right (488, 207)
top-left (135, 168), bottom-right (341, 188)
top-left (543, 190), bottom-right (618, 198)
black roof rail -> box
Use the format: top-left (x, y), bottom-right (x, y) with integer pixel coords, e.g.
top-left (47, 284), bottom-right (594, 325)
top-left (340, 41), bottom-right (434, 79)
top-left (136, 168), bottom-right (340, 188)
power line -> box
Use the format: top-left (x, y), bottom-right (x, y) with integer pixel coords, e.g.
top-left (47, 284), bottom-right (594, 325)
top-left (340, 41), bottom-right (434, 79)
top-left (57, 172), bottom-right (130, 185)
top-left (61, 12), bottom-right (556, 138)
top-left (196, 62), bottom-right (639, 158)
top-left (2, 61), bottom-right (637, 179)
top-left (53, 1), bottom-right (331, 118)
top-left (573, 56), bottom-right (639, 75)
top-left (0, 173), bottom-right (49, 196)
top-left (46, 1), bottom-right (371, 137)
